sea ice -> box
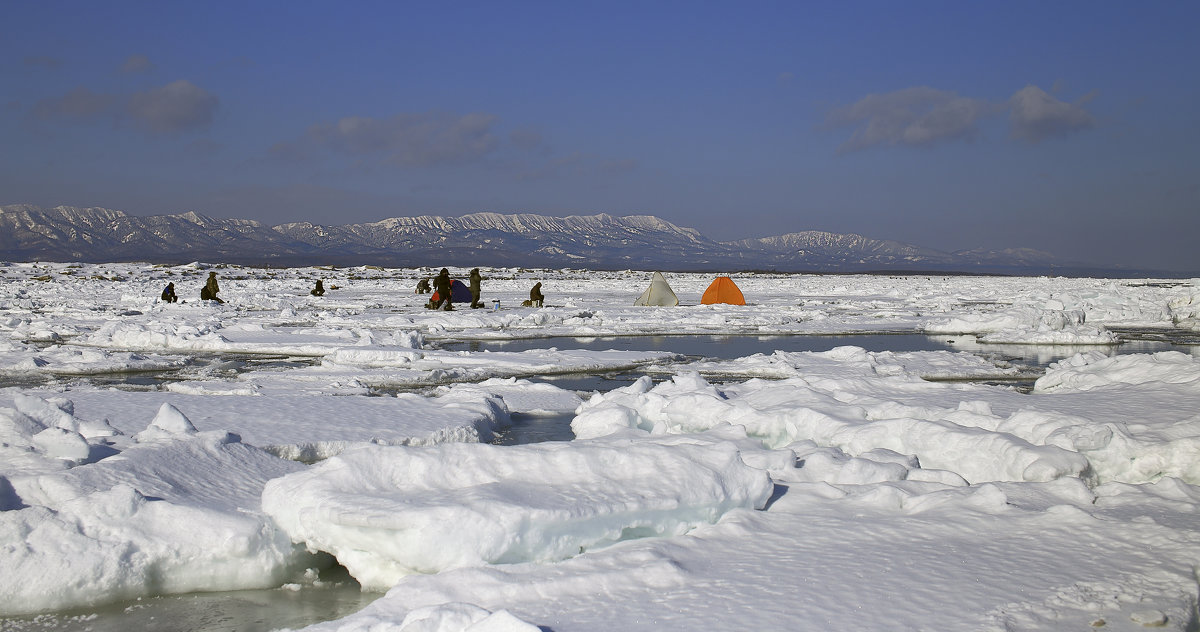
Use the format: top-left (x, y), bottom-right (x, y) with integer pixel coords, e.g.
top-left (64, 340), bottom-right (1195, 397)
top-left (262, 437), bottom-right (773, 591)
top-left (0, 422), bottom-right (312, 615)
top-left (1, 263), bottom-right (1198, 631)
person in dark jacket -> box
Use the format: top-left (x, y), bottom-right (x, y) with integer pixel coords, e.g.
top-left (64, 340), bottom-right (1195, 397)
top-left (415, 278), bottom-right (431, 294)
top-left (431, 268), bottom-right (453, 310)
top-left (529, 282), bottom-right (544, 308)
top-left (200, 271), bottom-right (224, 304)
top-left (469, 268), bottom-right (483, 308)
top-left (161, 282), bottom-right (178, 303)
top-left (310, 280), bottom-right (325, 296)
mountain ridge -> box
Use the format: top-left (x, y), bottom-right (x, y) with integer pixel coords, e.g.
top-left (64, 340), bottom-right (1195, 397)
top-left (0, 204), bottom-right (1158, 276)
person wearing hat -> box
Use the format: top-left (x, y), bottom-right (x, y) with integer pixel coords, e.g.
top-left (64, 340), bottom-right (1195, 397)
top-left (431, 268), bottom-right (453, 310)
top-left (469, 268), bottom-right (483, 309)
top-left (200, 271), bottom-right (225, 304)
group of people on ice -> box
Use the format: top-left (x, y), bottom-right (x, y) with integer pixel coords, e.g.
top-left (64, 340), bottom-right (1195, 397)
top-left (157, 266), bottom-right (560, 311)
top-left (160, 268), bottom-right (736, 309)
top-left (160, 271), bottom-right (226, 304)
top-left (418, 268), bottom-right (544, 311)
top-left (161, 271), bottom-right (327, 305)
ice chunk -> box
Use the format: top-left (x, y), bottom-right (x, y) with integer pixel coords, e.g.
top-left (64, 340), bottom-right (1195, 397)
top-left (133, 402), bottom-right (198, 442)
top-left (576, 372), bottom-right (1093, 483)
top-left (394, 603), bottom-right (540, 632)
top-left (31, 427), bottom-right (90, 462)
top-left (262, 438), bottom-right (773, 590)
top-left (1035, 351), bottom-right (1200, 393)
top-left (925, 306), bottom-right (1118, 344)
top-left (0, 432), bottom-right (309, 615)
top-left (13, 393), bottom-right (78, 433)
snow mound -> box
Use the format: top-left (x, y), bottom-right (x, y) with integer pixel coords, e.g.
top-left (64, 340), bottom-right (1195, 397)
top-left (280, 601), bottom-right (539, 632)
top-left (1035, 351), bottom-right (1200, 393)
top-left (1167, 292), bottom-right (1200, 330)
top-left (83, 320), bottom-right (231, 351)
top-left (1028, 352), bottom-right (1200, 484)
top-left (436, 378), bottom-right (584, 414)
top-left (1, 394), bottom-right (121, 469)
top-left (925, 306), bottom-right (1117, 344)
top-left (132, 402), bottom-right (198, 441)
top-left (262, 439), bottom-right (772, 590)
top-left (395, 603), bottom-right (539, 632)
top-left (0, 429), bottom-right (310, 615)
top-left (574, 372), bottom-right (1093, 484)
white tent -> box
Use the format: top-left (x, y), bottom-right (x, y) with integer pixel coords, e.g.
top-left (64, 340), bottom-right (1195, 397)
top-left (633, 271), bottom-right (679, 306)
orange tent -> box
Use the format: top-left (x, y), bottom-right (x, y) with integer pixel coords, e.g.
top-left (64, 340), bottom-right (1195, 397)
top-left (701, 276), bottom-right (746, 305)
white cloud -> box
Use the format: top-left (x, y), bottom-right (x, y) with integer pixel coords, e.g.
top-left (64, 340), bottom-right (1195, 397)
top-left (1007, 84), bottom-right (1095, 143)
top-left (126, 80), bottom-right (218, 133)
top-left (825, 87), bottom-right (992, 152)
top-left (295, 111), bottom-right (500, 167)
top-left (826, 83), bottom-right (1097, 151)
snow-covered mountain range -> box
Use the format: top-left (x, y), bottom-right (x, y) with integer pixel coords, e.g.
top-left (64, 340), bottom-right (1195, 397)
top-left (0, 204), bottom-right (1117, 274)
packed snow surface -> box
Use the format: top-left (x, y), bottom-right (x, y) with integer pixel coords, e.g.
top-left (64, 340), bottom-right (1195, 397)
top-left (0, 262), bottom-right (1198, 631)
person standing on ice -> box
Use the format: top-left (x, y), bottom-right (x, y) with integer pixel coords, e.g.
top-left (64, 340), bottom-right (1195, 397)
top-left (529, 282), bottom-right (544, 307)
top-left (469, 268), bottom-right (483, 308)
top-left (432, 268), bottom-right (453, 310)
top-left (199, 271), bottom-right (224, 304)
top-left (160, 282), bottom-right (177, 303)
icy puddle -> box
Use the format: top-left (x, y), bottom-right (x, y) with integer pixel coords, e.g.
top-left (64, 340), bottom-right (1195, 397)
top-left (492, 411), bottom-right (577, 445)
top-left (0, 565), bottom-right (379, 632)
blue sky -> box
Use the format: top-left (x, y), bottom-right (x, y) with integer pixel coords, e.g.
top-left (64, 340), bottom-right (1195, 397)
top-left (2, 0), bottom-right (1197, 271)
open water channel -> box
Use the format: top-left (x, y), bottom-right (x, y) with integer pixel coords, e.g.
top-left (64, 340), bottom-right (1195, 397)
top-left (449, 332), bottom-right (1196, 445)
top-left (3, 331), bottom-right (1197, 631)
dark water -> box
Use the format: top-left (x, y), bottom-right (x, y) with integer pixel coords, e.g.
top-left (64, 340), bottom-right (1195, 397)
top-left (436, 333), bottom-right (958, 356)
top-left (492, 412), bottom-right (578, 445)
top-left (439, 331), bottom-right (1196, 368)
top-left (942, 333), bottom-right (1195, 368)
top-left (0, 353), bottom-right (324, 391)
top-left (10, 333), bottom-right (1192, 392)
top-left (439, 334), bottom-right (959, 396)
top-left (441, 332), bottom-right (1197, 397)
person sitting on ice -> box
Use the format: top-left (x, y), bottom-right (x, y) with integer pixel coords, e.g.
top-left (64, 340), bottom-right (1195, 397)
top-left (310, 280), bottom-right (325, 296)
top-left (415, 278), bottom-right (431, 294)
top-left (161, 282), bottom-right (178, 303)
top-left (524, 282), bottom-right (544, 307)
top-left (199, 271), bottom-right (225, 304)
